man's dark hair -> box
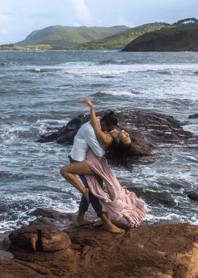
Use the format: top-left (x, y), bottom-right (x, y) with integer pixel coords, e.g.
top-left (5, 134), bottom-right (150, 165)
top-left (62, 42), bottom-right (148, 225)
top-left (101, 111), bottom-right (117, 127)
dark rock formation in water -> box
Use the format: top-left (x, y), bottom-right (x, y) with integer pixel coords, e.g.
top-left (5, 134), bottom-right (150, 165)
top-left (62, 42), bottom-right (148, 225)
top-left (37, 110), bottom-right (198, 159)
top-left (0, 209), bottom-right (198, 278)
top-left (188, 191), bottom-right (198, 201)
top-left (189, 113), bottom-right (198, 119)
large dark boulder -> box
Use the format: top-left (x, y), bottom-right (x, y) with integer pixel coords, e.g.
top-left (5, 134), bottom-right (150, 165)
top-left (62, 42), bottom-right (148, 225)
top-left (188, 113), bottom-right (198, 119)
top-left (37, 109), bottom-right (198, 167)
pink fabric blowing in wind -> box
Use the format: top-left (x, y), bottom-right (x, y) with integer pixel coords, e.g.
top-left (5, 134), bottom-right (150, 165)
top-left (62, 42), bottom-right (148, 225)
top-left (85, 150), bottom-right (149, 227)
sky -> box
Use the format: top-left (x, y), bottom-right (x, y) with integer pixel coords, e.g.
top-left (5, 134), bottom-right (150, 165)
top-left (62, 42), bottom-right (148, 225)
top-left (0, 0), bottom-right (198, 45)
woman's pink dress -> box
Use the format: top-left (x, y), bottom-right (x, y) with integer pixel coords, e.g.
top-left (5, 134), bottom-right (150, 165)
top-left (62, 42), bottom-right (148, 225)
top-left (85, 150), bottom-right (149, 228)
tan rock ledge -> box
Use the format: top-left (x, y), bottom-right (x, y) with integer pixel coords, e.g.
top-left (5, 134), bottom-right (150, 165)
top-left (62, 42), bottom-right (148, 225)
top-left (0, 222), bottom-right (198, 278)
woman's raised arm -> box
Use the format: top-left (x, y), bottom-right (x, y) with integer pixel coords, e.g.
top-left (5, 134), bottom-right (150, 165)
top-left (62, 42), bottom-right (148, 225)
top-left (83, 98), bottom-right (113, 150)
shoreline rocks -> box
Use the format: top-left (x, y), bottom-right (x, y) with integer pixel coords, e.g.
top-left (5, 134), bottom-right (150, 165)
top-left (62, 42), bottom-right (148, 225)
top-left (0, 210), bottom-right (198, 278)
top-left (37, 109), bottom-right (198, 167)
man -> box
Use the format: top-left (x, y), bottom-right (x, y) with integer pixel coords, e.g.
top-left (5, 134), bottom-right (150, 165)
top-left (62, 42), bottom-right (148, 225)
top-left (61, 111), bottom-right (124, 233)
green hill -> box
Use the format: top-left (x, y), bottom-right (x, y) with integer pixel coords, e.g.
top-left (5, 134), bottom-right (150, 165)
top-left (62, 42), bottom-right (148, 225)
top-left (121, 18), bottom-right (198, 52)
top-left (15, 25), bottom-right (130, 47)
top-left (63, 23), bottom-right (168, 50)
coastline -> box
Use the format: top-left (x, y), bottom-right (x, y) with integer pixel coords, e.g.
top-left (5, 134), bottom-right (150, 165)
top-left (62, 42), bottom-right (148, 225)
top-left (0, 208), bottom-right (198, 278)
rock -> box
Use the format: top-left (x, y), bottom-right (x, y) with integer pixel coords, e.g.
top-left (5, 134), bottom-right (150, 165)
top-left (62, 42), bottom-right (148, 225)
top-left (188, 113), bottom-right (198, 119)
top-left (9, 225), bottom-right (71, 252)
top-left (37, 110), bottom-right (198, 156)
top-left (40, 227), bottom-right (71, 252)
top-left (188, 191), bottom-right (198, 200)
top-left (9, 226), bottom-right (38, 252)
top-left (0, 250), bottom-right (14, 265)
top-left (1, 222), bottom-right (198, 278)
top-left (37, 115), bottom-right (84, 143)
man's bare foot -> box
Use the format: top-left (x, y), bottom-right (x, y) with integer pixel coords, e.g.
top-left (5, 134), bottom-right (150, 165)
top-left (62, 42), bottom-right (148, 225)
top-left (83, 188), bottom-right (90, 204)
top-left (75, 218), bottom-right (96, 226)
top-left (103, 222), bottom-right (125, 234)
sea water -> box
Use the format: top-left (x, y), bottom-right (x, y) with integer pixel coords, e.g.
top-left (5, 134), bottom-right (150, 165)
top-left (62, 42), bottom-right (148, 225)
top-left (1, 50), bottom-right (198, 232)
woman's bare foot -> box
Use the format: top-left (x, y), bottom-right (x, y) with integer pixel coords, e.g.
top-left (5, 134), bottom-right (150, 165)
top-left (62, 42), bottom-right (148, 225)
top-left (103, 222), bottom-right (125, 234)
top-left (83, 188), bottom-right (90, 204)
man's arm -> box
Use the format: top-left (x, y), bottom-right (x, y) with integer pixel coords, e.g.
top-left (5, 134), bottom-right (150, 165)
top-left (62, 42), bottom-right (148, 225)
top-left (83, 124), bottom-right (105, 159)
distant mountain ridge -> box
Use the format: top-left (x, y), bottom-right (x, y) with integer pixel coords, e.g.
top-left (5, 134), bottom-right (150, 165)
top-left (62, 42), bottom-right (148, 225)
top-left (63, 23), bottom-right (168, 50)
top-left (121, 18), bottom-right (198, 52)
top-left (15, 25), bottom-right (130, 47)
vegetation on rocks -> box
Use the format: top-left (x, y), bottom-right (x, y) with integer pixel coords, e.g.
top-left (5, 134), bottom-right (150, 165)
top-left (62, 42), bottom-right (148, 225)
top-left (64, 23), bottom-right (168, 50)
top-left (122, 18), bottom-right (198, 51)
top-left (15, 25), bottom-right (130, 47)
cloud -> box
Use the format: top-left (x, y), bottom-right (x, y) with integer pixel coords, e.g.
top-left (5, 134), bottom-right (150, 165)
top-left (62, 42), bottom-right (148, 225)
top-left (72, 0), bottom-right (92, 25)
top-left (0, 13), bottom-right (7, 20)
top-left (73, 0), bottom-right (89, 15)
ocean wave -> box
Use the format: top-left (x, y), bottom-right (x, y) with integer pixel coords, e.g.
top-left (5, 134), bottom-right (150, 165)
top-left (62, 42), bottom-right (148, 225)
top-left (52, 84), bottom-right (75, 89)
top-left (0, 191), bottom-right (79, 233)
top-left (92, 90), bottom-right (135, 97)
top-left (99, 59), bottom-right (118, 64)
top-left (158, 71), bottom-right (172, 75)
top-left (20, 80), bottom-right (33, 83)
top-left (99, 59), bottom-right (135, 65)
top-left (25, 68), bottom-right (49, 73)
top-left (0, 89), bottom-right (8, 93)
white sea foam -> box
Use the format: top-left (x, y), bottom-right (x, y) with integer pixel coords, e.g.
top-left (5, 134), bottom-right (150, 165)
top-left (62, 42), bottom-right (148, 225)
top-left (183, 124), bottom-right (198, 135)
top-left (100, 90), bottom-right (136, 97)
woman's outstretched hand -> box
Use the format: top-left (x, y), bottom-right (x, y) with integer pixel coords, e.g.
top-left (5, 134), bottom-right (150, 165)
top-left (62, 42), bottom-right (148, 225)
top-left (82, 98), bottom-right (94, 109)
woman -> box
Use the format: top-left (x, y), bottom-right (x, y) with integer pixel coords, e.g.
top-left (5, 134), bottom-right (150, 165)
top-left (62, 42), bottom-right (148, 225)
top-left (60, 98), bottom-right (148, 230)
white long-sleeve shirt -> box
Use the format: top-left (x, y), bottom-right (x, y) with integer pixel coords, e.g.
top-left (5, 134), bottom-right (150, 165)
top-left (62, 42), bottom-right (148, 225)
top-left (69, 119), bottom-right (105, 162)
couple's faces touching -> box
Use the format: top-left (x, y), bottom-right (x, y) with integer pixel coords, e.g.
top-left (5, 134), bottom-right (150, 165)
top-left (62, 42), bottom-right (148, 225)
top-left (101, 122), bottom-right (117, 133)
top-left (101, 122), bottom-right (131, 146)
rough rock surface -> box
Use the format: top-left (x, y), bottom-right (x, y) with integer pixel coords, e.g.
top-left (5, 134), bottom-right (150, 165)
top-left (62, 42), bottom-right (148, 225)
top-left (9, 225), bottom-right (71, 252)
top-left (0, 220), bottom-right (198, 278)
top-left (37, 110), bottom-right (198, 157)
top-left (188, 113), bottom-right (198, 119)
top-left (188, 191), bottom-right (198, 201)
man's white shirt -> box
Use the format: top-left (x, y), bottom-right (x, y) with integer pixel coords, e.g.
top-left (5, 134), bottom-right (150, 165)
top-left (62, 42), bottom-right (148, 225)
top-left (70, 119), bottom-right (105, 161)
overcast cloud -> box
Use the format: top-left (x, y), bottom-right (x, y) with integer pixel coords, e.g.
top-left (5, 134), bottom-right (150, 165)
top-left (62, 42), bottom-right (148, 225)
top-left (0, 0), bottom-right (198, 44)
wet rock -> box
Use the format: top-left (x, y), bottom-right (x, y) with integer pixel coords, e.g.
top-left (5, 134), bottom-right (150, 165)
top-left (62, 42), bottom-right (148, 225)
top-left (1, 222), bottom-right (198, 278)
top-left (9, 225), bottom-right (71, 252)
top-left (37, 110), bottom-right (198, 156)
top-left (37, 115), bottom-right (84, 143)
top-left (188, 113), bottom-right (198, 119)
top-left (188, 191), bottom-right (198, 201)
top-left (9, 226), bottom-right (38, 252)
top-left (40, 227), bottom-right (71, 252)
top-left (0, 250), bottom-right (14, 265)
top-left (0, 205), bottom-right (6, 213)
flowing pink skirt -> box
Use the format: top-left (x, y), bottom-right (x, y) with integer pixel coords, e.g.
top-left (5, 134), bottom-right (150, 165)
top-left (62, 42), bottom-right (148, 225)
top-left (85, 150), bottom-right (149, 228)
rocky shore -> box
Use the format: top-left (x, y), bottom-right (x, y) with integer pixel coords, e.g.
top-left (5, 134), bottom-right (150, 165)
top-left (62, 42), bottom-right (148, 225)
top-left (37, 109), bottom-right (198, 199)
top-left (0, 208), bottom-right (198, 278)
top-left (1, 110), bottom-right (198, 277)
top-left (38, 109), bottom-right (198, 153)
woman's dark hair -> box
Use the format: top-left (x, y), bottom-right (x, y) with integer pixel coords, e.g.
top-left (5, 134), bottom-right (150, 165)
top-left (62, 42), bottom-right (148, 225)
top-left (106, 140), bottom-right (131, 168)
top-left (101, 111), bottom-right (117, 127)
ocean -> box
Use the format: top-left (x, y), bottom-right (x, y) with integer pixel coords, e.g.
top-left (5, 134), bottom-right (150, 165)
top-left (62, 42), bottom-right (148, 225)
top-left (1, 50), bottom-right (198, 233)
